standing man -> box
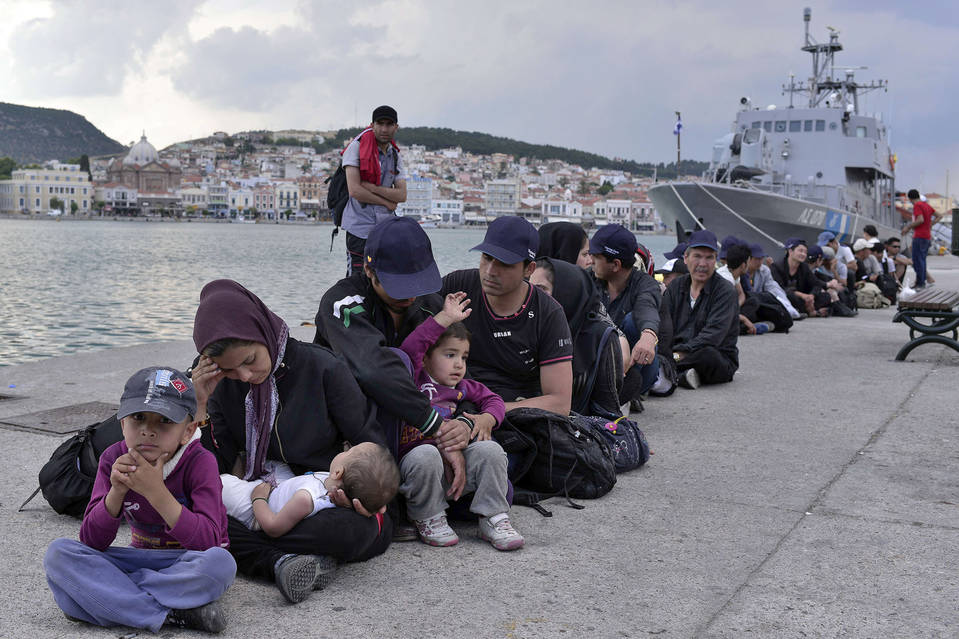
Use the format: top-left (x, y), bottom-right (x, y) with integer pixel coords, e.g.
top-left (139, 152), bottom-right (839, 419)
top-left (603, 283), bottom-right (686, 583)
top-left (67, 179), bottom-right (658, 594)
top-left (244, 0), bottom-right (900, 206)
top-left (341, 105), bottom-right (407, 275)
top-left (441, 216), bottom-right (573, 416)
top-left (663, 230), bottom-right (740, 388)
top-left (902, 189), bottom-right (942, 289)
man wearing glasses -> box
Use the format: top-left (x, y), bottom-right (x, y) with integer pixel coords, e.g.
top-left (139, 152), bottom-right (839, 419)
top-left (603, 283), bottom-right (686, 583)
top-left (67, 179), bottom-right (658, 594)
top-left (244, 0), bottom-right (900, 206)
top-left (882, 237), bottom-right (911, 284)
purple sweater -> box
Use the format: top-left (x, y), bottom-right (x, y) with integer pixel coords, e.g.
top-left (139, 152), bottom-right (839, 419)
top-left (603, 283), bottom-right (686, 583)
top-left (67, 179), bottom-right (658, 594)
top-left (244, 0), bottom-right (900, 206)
top-left (398, 317), bottom-right (506, 458)
top-left (79, 439), bottom-right (229, 552)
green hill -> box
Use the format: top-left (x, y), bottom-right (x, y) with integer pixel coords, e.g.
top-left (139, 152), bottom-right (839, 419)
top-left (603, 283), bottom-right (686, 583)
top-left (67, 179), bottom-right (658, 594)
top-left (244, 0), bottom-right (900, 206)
top-left (323, 126), bottom-right (707, 179)
top-left (0, 102), bottom-right (126, 164)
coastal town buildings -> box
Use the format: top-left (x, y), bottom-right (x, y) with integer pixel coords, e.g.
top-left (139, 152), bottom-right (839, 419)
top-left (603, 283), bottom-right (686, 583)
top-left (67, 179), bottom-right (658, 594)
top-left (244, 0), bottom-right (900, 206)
top-left (3, 127), bottom-right (665, 229)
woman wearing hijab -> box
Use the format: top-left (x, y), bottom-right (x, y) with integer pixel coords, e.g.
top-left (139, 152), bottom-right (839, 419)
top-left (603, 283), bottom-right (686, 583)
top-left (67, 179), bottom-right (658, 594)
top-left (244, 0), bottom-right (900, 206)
top-left (537, 221), bottom-right (593, 269)
top-left (190, 280), bottom-right (390, 604)
top-left (529, 257), bottom-right (623, 415)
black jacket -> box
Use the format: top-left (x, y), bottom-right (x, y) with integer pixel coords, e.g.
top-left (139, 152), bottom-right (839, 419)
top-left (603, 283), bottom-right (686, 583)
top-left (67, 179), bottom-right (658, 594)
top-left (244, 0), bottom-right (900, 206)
top-left (204, 338), bottom-right (384, 475)
top-left (770, 256), bottom-right (823, 296)
top-left (594, 267), bottom-right (662, 335)
top-left (664, 272), bottom-right (739, 366)
top-left (313, 273), bottom-right (444, 437)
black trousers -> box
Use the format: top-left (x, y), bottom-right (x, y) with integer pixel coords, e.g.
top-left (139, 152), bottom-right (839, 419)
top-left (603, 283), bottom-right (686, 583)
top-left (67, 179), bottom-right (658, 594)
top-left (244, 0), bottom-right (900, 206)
top-left (346, 231), bottom-right (366, 277)
top-left (676, 345), bottom-right (737, 385)
top-left (226, 508), bottom-right (392, 582)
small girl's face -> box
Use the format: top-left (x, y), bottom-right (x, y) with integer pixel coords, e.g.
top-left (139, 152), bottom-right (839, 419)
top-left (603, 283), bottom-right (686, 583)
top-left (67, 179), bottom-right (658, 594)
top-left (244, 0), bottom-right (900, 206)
top-left (423, 337), bottom-right (470, 387)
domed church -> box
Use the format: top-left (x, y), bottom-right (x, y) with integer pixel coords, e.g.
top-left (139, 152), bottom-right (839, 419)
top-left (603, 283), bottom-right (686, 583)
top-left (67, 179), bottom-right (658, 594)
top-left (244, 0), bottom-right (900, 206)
top-left (106, 133), bottom-right (182, 193)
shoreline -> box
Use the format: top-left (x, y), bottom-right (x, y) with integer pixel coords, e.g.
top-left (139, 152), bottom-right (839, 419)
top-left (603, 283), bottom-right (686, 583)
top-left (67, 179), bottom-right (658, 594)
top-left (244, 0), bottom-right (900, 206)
top-left (2, 264), bottom-right (958, 636)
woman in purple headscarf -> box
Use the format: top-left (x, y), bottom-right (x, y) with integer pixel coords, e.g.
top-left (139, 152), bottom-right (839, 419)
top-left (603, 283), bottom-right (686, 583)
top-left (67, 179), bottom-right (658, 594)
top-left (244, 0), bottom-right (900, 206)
top-left (190, 279), bottom-right (389, 604)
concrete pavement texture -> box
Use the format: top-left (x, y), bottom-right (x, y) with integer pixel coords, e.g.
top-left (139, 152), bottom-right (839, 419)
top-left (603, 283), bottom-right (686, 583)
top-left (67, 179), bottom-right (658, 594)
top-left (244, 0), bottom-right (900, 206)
top-left (1, 256), bottom-right (957, 638)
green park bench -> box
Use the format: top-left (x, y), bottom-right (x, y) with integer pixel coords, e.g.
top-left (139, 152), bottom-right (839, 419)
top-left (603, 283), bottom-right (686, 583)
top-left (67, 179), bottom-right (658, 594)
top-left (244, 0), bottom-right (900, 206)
top-left (893, 288), bottom-right (959, 361)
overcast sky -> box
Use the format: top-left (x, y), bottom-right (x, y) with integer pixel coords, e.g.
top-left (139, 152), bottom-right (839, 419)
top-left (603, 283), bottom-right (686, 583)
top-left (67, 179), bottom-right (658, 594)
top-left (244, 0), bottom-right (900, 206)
top-left (1, 0), bottom-right (956, 195)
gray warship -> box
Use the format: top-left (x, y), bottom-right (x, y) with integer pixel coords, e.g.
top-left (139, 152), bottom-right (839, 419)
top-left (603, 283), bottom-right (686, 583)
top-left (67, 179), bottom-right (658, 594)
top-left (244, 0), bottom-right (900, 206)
top-left (649, 8), bottom-right (898, 254)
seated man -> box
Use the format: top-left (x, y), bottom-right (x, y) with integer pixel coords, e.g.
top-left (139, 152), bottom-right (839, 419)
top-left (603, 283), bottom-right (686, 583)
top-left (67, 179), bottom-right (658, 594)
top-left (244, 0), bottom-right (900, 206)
top-left (588, 223), bottom-right (665, 400)
top-left (440, 216), bottom-right (573, 416)
top-left (663, 230), bottom-right (740, 388)
top-left (817, 231), bottom-right (857, 288)
top-left (883, 236), bottom-right (911, 283)
top-left (314, 216), bottom-right (471, 470)
top-left (744, 243), bottom-right (801, 321)
top-left (717, 243), bottom-right (773, 335)
top-left (852, 238), bottom-right (881, 284)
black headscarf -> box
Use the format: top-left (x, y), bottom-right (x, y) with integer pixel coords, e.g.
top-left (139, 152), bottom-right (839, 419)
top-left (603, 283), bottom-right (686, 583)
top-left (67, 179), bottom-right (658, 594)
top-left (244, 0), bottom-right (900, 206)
top-left (537, 257), bottom-right (616, 412)
top-left (537, 222), bottom-right (588, 265)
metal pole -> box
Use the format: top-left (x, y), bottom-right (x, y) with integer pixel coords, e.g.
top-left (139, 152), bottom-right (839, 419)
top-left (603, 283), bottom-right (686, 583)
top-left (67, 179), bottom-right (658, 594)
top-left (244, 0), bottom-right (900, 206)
top-left (675, 111), bottom-right (681, 179)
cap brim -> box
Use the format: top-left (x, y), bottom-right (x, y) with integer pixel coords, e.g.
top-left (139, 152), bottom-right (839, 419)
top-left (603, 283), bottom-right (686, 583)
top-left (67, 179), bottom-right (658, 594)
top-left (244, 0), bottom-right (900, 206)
top-left (376, 262), bottom-right (442, 299)
top-left (687, 242), bottom-right (717, 251)
top-left (471, 242), bottom-right (526, 265)
top-left (117, 398), bottom-right (190, 424)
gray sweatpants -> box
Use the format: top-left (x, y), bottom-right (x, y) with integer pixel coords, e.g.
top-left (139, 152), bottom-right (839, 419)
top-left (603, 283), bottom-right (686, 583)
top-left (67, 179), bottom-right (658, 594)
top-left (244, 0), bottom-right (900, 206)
top-left (399, 440), bottom-right (510, 521)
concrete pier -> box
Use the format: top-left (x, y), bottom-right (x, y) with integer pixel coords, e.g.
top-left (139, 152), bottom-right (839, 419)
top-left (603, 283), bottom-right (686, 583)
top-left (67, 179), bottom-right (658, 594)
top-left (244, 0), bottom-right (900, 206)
top-left (2, 256), bottom-right (958, 638)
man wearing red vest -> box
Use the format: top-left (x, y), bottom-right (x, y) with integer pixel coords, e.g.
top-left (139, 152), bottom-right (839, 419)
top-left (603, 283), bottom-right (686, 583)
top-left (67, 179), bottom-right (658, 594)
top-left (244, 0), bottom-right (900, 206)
top-left (341, 105), bottom-right (407, 275)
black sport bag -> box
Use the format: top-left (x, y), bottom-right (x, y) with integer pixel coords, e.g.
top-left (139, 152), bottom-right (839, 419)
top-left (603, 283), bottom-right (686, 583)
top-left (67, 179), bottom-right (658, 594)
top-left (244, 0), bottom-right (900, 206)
top-left (572, 411), bottom-right (650, 473)
top-left (505, 408), bottom-right (616, 509)
top-left (20, 416), bottom-right (123, 518)
top-left (325, 163), bottom-right (349, 250)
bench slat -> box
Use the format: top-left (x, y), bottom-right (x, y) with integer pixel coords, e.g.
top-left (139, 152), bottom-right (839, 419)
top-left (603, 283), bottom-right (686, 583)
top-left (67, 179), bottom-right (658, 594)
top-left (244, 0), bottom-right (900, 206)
top-left (898, 288), bottom-right (959, 311)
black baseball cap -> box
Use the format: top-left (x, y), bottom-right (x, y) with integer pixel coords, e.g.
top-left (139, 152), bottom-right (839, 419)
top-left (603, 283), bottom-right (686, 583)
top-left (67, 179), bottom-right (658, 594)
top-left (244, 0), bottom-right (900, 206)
top-left (364, 217), bottom-right (441, 299)
top-left (371, 105), bottom-right (398, 123)
top-left (589, 224), bottom-right (638, 260)
top-left (118, 367), bottom-right (197, 423)
top-left (471, 216), bottom-right (539, 264)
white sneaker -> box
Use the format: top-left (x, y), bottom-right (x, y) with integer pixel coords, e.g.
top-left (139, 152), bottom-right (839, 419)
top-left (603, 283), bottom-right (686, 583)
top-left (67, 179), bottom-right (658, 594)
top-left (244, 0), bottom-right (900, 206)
top-left (414, 514), bottom-right (459, 547)
top-left (679, 368), bottom-right (700, 389)
top-left (478, 514), bottom-right (525, 551)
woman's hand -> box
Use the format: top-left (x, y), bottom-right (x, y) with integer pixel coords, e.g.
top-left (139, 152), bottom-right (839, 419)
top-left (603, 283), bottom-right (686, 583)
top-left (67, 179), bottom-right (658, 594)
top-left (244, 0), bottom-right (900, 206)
top-left (440, 448), bottom-right (466, 500)
top-left (251, 481), bottom-right (271, 502)
top-left (191, 355), bottom-right (225, 411)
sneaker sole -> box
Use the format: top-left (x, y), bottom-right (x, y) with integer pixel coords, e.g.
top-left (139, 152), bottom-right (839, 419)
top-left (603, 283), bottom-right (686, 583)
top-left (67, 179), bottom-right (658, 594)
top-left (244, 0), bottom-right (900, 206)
top-left (419, 534), bottom-right (459, 547)
top-left (313, 555), bottom-right (337, 591)
top-left (478, 531), bottom-right (525, 551)
top-left (276, 556), bottom-right (316, 604)
top-left (685, 369), bottom-right (700, 389)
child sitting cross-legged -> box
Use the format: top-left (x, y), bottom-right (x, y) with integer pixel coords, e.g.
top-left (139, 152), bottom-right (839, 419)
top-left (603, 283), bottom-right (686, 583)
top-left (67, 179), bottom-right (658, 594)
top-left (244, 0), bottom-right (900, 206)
top-left (398, 291), bottom-right (524, 551)
top-left (44, 367), bottom-right (235, 634)
top-left (218, 442), bottom-right (398, 601)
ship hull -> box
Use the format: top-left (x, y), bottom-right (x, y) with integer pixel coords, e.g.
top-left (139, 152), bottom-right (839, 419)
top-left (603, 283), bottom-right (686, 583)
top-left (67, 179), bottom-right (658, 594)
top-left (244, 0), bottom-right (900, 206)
top-left (649, 182), bottom-right (900, 255)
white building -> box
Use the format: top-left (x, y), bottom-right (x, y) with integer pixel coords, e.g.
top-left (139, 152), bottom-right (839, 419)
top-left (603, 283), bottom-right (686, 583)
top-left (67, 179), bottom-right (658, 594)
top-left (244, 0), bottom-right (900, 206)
top-left (0, 161), bottom-right (93, 215)
top-left (541, 198), bottom-right (584, 224)
top-left (398, 175), bottom-right (432, 220)
top-left (432, 199), bottom-right (463, 225)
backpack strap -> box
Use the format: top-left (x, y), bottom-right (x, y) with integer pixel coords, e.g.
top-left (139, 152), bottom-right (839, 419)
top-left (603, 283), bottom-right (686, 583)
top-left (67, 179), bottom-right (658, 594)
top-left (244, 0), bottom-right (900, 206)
top-left (573, 325), bottom-right (618, 415)
top-left (18, 486), bottom-right (42, 512)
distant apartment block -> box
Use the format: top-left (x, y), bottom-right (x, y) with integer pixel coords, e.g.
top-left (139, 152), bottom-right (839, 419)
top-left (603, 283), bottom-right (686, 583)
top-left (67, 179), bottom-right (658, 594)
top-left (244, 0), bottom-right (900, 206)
top-left (0, 161), bottom-right (92, 214)
top-left (398, 175), bottom-right (432, 219)
top-left (484, 178), bottom-right (520, 217)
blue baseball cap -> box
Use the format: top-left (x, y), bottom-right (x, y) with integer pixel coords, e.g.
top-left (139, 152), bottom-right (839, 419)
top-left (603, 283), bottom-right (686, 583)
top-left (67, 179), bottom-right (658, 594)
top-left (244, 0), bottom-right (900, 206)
top-left (364, 217), bottom-right (441, 299)
top-left (817, 231), bottom-right (836, 246)
top-left (589, 224), bottom-right (638, 261)
top-left (784, 237), bottom-right (807, 250)
top-left (686, 229), bottom-right (719, 252)
top-left (719, 235), bottom-right (745, 260)
top-left (471, 216), bottom-right (539, 264)
top-left (748, 243), bottom-right (767, 259)
top-left (664, 242), bottom-right (688, 260)
top-left (806, 244), bottom-right (823, 259)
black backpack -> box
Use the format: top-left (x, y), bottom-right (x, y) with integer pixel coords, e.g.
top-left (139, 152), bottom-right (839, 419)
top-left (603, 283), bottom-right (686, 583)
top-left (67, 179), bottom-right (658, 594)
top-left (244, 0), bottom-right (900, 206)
top-left (325, 163), bottom-right (349, 250)
top-left (501, 408), bottom-right (616, 515)
top-left (20, 416), bottom-right (123, 518)
top-left (572, 411), bottom-right (650, 474)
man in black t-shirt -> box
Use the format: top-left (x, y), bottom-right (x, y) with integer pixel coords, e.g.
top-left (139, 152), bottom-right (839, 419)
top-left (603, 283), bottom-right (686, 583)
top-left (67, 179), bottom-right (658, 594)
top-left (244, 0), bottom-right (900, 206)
top-left (441, 216), bottom-right (573, 415)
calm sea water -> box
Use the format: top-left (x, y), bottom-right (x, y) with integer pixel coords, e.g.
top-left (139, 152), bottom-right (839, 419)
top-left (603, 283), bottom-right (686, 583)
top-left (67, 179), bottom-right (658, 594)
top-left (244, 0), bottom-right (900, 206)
top-left (0, 219), bottom-right (676, 366)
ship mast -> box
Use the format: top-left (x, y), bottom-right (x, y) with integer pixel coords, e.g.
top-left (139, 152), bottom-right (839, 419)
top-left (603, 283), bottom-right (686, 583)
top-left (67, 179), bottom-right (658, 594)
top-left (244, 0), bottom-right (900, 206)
top-left (784, 7), bottom-right (886, 115)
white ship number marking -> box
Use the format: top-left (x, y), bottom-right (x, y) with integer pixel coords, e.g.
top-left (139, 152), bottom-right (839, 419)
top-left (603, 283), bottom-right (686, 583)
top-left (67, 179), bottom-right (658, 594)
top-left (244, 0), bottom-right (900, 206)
top-left (798, 208), bottom-right (826, 226)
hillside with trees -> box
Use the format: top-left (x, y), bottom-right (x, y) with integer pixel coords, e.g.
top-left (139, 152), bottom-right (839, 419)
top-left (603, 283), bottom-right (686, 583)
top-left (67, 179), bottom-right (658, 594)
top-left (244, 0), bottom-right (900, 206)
top-left (323, 127), bottom-right (707, 179)
top-left (0, 102), bottom-right (126, 164)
